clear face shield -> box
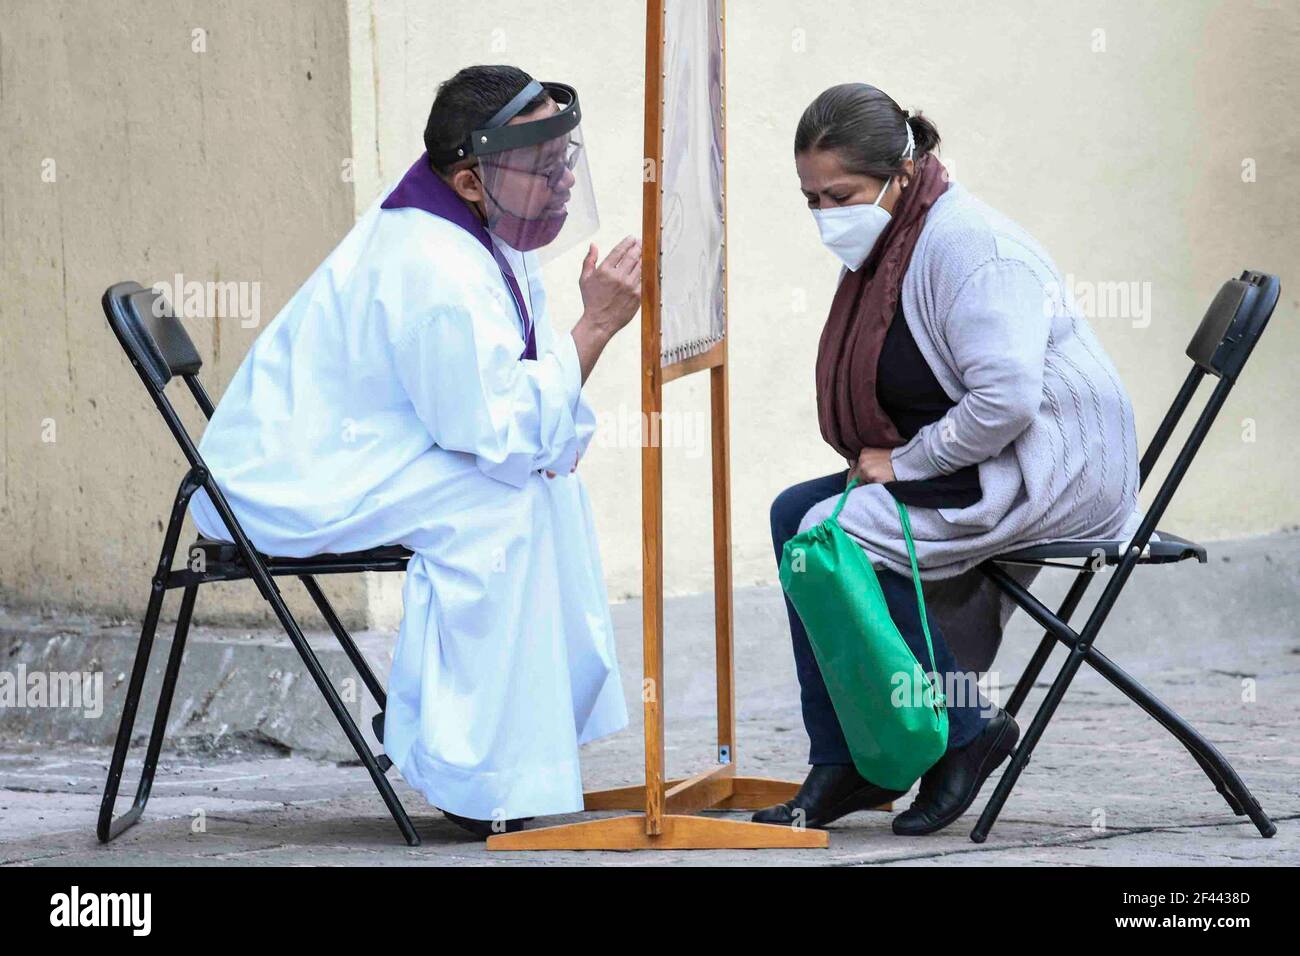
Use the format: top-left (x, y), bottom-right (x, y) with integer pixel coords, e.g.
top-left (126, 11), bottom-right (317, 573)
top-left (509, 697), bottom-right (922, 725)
top-left (466, 81), bottom-right (598, 263)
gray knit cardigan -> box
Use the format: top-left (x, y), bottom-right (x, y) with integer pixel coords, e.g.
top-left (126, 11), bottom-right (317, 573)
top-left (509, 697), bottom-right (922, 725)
top-left (798, 181), bottom-right (1143, 672)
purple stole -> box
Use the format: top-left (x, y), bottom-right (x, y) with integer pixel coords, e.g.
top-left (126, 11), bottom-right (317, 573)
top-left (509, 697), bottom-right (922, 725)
top-left (381, 152), bottom-right (538, 360)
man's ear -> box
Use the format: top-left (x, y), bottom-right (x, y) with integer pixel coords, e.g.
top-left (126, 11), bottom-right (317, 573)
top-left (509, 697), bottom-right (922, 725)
top-left (447, 166), bottom-right (484, 204)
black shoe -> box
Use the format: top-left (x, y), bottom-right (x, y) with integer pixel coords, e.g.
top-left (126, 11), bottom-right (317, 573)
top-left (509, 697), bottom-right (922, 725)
top-left (751, 764), bottom-right (906, 830)
top-left (892, 709), bottom-right (1020, 836)
top-left (441, 810), bottom-right (531, 839)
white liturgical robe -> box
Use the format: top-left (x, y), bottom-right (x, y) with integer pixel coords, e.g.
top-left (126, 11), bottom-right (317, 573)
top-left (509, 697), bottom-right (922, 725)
top-left (189, 153), bottom-right (628, 820)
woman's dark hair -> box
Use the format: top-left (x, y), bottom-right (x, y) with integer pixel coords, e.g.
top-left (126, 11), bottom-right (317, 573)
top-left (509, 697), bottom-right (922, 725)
top-left (794, 83), bottom-right (940, 179)
top-left (424, 64), bottom-right (549, 173)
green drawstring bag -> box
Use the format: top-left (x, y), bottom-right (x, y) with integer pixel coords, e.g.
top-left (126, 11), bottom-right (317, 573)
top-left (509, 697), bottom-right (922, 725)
top-left (778, 478), bottom-right (948, 790)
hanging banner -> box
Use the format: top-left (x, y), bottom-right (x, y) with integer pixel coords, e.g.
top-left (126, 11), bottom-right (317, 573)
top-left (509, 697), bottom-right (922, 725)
top-left (658, 0), bottom-right (726, 367)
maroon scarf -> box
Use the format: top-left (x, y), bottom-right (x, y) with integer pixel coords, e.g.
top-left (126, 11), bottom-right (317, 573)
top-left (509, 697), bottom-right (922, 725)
top-left (815, 152), bottom-right (950, 460)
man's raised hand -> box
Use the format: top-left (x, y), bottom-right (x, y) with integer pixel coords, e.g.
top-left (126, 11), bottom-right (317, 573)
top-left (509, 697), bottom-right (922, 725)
top-left (570, 236), bottom-right (643, 384)
top-left (578, 237), bottom-right (642, 337)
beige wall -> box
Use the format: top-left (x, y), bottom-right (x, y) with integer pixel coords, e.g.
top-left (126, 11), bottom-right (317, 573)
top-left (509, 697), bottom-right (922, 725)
top-left (3, 1), bottom-right (1297, 622)
top-left (0, 0), bottom-right (374, 624)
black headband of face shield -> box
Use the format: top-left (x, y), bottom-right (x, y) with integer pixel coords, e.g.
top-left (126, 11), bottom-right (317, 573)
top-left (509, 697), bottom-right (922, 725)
top-left (433, 81), bottom-right (581, 167)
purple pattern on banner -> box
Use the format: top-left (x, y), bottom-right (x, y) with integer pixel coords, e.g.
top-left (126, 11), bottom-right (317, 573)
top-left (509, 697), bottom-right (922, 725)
top-left (381, 153), bottom-right (538, 360)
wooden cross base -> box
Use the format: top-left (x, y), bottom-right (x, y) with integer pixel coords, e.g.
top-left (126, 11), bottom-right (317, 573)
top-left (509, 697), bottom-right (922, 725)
top-left (486, 766), bottom-right (892, 851)
top-left (486, 811), bottom-right (826, 851)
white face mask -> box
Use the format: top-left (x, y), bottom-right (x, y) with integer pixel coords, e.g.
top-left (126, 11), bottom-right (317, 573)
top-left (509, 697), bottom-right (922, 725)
top-left (810, 118), bottom-right (915, 272)
top-left (811, 176), bottom-right (892, 272)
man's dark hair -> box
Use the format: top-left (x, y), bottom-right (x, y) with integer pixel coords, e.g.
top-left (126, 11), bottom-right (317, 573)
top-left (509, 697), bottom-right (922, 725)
top-left (424, 65), bottom-right (549, 174)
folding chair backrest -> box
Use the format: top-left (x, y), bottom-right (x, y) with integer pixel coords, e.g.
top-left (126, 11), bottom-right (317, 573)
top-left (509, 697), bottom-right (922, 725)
top-left (1046, 267), bottom-right (1284, 656)
top-left (1185, 270), bottom-right (1278, 382)
top-left (102, 279), bottom-right (221, 473)
top-left (102, 281), bottom-right (203, 393)
top-left (1129, 268), bottom-right (1281, 545)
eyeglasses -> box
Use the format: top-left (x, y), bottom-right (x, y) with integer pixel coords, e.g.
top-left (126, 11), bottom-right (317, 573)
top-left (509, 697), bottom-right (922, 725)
top-left (486, 138), bottom-right (583, 189)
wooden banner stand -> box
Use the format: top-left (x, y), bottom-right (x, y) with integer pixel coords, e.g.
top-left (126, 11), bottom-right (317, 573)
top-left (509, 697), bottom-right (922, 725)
top-left (487, 1), bottom-right (835, 852)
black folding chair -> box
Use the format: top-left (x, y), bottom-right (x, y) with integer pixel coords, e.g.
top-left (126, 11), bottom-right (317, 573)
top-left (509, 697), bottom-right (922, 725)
top-left (971, 269), bottom-right (1280, 842)
top-left (98, 281), bottom-right (420, 846)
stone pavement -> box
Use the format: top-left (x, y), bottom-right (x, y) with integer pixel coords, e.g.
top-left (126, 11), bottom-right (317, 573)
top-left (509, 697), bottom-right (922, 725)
top-left (1, 529), bottom-right (1296, 865)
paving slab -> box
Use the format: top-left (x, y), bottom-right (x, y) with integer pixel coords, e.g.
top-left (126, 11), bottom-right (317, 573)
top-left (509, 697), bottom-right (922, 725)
top-left (1, 529), bottom-right (1296, 865)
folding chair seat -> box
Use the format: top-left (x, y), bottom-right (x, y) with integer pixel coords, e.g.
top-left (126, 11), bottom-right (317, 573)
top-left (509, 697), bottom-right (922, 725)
top-left (970, 270), bottom-right (1280, 843)
top-left (98, 280), bottom-right (421, 846)
top-left (995, 529), bottom-right (1207, 568)
top-left (190, 536), bottom-right (413, 575)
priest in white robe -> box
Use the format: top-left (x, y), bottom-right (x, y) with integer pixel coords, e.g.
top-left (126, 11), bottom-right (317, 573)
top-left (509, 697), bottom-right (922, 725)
top-left (188, 66), bottom-right (641, 837)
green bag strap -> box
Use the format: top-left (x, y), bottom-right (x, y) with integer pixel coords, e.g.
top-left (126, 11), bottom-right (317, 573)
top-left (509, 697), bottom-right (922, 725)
top-left (834, 478), bottom-right (944, 706)
top-left (829, 478), bottom-right (858, 522)
top-left (893, 497), bottom-right (940, 685)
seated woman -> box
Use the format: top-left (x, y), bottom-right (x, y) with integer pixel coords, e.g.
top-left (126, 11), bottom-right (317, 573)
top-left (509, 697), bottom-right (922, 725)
top-left (755, 83), bottom-right (1141, 836)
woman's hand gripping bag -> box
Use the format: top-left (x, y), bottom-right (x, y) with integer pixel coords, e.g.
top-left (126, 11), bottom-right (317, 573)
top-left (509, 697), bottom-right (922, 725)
top-left (778, 479), bottom-right (948, 790)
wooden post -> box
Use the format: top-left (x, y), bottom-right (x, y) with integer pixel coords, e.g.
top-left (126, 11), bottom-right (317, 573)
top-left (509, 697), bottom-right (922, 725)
top-left (711, 0), bottom-right (735, 765)
top-left (640, 0), bottom-right (667, 837)
top-left (711, 354), bottom-right (734, 764)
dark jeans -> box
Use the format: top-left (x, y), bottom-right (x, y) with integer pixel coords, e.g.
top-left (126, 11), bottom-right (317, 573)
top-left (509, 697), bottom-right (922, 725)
top-left (771, 470), bottom-right (991, 768)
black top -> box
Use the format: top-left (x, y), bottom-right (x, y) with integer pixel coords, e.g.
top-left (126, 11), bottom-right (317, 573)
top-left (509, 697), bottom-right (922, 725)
top-left (877, 303), bottom-right (982, 508)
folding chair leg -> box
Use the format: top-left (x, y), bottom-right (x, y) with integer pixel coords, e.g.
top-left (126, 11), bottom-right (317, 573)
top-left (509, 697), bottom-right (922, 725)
top-left (1005, 571), bottom-right (1094, 717)
top-left (299, 575), bottom-right (387, 709)
top-left (1082, 645), bottom-right (1276, 838)
top-left (1005, 634), bottom-right (1053, 718)
top-left (99, 472), bottom-right (200, 843)
top-left (975, 559), bottom-right (1277, 842)
top-left (971, 642), bottom-right (1089, 843)
top-left (97, 583), bottom-right (197, 842)
top-left (972, 636), bottom-right (1277, 843)
top-left (259, 580), bottom-right (420, 847)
